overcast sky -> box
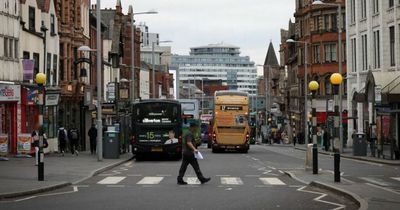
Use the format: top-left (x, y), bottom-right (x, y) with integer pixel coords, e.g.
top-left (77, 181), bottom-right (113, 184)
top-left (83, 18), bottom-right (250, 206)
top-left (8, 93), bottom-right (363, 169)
top-left (96, 0), bottom-right (295, 75)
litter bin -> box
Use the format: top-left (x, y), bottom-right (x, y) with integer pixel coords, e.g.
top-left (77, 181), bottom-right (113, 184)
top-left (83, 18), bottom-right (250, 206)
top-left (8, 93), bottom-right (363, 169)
top-left (352, 133), bottom-right (367, 156)
top-left (103, 131), bottom-right (120, 159)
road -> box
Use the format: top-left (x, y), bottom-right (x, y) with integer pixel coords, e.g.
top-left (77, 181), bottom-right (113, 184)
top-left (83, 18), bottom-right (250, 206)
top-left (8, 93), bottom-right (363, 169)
top-left (0, 145), bottom-right (361, 210)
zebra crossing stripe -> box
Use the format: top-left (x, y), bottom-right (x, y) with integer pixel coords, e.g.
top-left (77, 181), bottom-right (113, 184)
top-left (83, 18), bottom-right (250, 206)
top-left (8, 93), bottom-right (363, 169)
top-left (221, 177), bottom-right (243, 185)
top-left (137, 176), bottom-right (164, 185)
top-left (186, 177), bottom-right (201, 185)
top-left (360, 177), bottom-right (391, 186)
top-left (259, 177), bottom-right (286, 185)
top-left (391, 177), bottom-right (400, 182)
top-left (97, 176), bottom-right (126, 185)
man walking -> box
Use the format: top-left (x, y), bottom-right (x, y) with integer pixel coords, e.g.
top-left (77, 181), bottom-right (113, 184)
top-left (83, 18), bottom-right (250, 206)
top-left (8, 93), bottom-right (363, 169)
top-left (177, 122), bottom-right (211, 185)
top-left (58, 124), bottom-right (68, 156)
top-left (68, 125), bottom-right (79, 156)
top-left (88, 124), bottom-right (97, 155)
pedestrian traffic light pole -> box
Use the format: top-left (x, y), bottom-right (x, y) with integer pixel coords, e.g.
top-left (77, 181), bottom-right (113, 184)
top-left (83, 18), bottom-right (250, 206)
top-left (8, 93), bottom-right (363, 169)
top-left (309, 81), bottom-right (319, 174)
top-left (96, 0), bottom-right (103, 161)
top-left (330, 73), bottom-right (342, 182)
top-left (35, 73), bottom-right (46, 181)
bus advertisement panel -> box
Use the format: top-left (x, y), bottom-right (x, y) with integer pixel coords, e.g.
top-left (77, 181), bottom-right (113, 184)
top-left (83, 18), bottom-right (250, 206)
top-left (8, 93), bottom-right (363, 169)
top-left (212, 91), bottom-right (250, 153)
top-left (131, 100), bottom-right (182, 159)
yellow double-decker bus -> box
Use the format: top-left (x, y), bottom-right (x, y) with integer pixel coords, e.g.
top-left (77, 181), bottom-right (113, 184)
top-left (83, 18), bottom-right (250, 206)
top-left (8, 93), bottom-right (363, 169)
top-left (212, 90), bottom-right (250, 153)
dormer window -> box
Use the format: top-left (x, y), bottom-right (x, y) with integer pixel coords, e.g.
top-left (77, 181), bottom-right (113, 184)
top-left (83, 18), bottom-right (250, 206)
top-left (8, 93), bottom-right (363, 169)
top-left (29, 6), bottom-right (35, 31)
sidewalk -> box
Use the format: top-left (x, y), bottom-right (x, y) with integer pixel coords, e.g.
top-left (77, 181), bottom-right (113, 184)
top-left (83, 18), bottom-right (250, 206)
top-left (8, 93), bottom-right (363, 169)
top-left (259, 143), bottom-right (400, 210)
top-left (0, 151), bottom-right (132, 199)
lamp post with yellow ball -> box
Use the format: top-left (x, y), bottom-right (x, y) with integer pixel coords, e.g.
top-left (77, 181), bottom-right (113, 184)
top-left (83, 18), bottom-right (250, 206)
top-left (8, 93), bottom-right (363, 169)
top-left (35, 72), bottom-right (46, 181)
top-left (309, 80), bottom-right (319, 174)
top-left (330, 73), bottom-right (343, 182)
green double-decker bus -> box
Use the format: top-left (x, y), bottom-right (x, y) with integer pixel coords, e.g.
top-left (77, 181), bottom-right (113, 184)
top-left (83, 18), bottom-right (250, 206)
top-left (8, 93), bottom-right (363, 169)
top-left (131, 100), bottom-right (182, 160)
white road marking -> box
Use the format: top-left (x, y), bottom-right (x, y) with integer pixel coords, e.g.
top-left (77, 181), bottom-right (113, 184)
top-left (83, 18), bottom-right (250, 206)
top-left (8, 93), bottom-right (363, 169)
top-left (259, 178), bottom-right (286, 185)
top-left (391, 177), bottom-right (400, 182)
top-left (97, 176), bottom-right (126, 185)
top-left (137, 176), bottom-right (164, 185)
top-left (278, 170), bottom-right (284, 174)
top-left (216, 174), bottom-right (231, 177)
top-left (267, 166), bottom-right (276, 170)
top-left (185, 177), bottom-right (201, 184)
top-left (257, 167), bottom-right (266, 171)
top-left (252, 158), bottom-right (259, 161)
top-left (360, 177), bottom-right (391, 187)
top-left (366, 183), bottom-right (400, 195)
top-left (156, 174), bottom-right (171, 177)
top-left (297, 186), bottom-right (346, 210)
top-left (14, 186), bottom-right (79, 202)
top-left (124, 162), bottom-right (133, 167)
top-left (221, 177), bottom-right (243, 185)
top-left (225, 188), bottom-right (233, 191)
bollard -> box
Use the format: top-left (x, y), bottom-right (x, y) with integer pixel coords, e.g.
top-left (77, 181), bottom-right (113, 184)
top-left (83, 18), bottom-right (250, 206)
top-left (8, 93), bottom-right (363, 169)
top-left (334, 152), bottom-right (340, 182)
top-left (312, 146), bottom-right (318, 174)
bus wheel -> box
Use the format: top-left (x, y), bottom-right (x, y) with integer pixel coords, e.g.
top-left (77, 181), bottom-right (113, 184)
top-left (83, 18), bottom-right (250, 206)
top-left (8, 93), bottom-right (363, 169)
top-left (212, 148), bottom-right (219, 153)
top-left (135, 153), bottom-right (144, 161)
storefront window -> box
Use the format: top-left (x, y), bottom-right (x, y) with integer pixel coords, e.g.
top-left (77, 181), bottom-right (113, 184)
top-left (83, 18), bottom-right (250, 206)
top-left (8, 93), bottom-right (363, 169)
top-left (44, 106), bottom-right (57, 138)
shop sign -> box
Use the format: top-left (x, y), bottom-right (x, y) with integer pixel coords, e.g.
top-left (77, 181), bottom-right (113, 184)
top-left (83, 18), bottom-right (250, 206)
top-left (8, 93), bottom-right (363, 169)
top-left (107, 83), bottom-right (116, 101)
top-left (45, 94), bottom-right (60, 106)
top-left (0, 84), bottom-right (20, 101)
top-left (0, 134), bottom-right (8, 156)
top-left (17, 134), bottom-right (32, 154)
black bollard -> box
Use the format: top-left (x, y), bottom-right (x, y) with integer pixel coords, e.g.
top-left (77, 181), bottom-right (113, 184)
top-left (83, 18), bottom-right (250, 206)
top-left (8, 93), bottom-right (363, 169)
top-left (334, 152), bottom-right (340, 182)
top-left (312, 146), bottom-right (318, 174)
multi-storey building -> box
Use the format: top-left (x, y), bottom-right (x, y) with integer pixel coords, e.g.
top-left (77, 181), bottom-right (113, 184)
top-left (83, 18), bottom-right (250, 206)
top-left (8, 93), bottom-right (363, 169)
top-left (347, 0), bottom-right (400, 157)
top-left (0, 0), bottom-right (20, 155)
top-left (172, 43), bottom-right (257, 98)
top-left (285, 0), bottom-right (347, 144)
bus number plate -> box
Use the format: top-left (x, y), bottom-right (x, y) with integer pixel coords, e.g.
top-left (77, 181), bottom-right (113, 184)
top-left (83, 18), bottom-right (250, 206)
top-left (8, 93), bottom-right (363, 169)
top-left (151, 147), bottom-right (163, 152)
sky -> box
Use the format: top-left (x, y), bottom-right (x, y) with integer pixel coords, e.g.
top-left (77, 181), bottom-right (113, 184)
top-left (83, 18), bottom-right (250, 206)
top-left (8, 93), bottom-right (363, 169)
top-left (96, 0), bottom-right (295, 75)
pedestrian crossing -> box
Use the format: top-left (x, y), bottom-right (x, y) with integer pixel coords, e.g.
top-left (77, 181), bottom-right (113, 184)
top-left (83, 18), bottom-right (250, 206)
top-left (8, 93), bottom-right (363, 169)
top-left (94, 175), bottom-right (290, 186)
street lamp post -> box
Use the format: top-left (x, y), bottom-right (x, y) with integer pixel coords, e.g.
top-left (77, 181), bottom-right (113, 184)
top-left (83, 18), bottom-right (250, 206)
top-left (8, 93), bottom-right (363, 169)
top-left (95, 1), bottom-right (103, 161)
top-left (331, 73), bottom-right (343, 182)
top-left (286, 39), bottom-right (310, 145)
top-left (313, 0), bottom-right (343, 152)
top-left (151, 40), bottom-right (172, 98)
top-left (35, 73), bottom-right (46, 181)
top-left (309, 81), bottom-right (319, 174)
top-left (131, 10), bottom-right (158, 102)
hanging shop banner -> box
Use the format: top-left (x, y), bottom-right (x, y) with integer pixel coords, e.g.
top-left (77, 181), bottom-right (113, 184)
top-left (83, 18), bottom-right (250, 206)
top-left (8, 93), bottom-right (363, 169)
top-left (0, 134), bottom-right (8, 156)
top-left (0, 84), bottom-right (21, 101)
top-left (17, 134), bottom-right (32, 154)
top-left (22, 59), bottom-right (35, 80)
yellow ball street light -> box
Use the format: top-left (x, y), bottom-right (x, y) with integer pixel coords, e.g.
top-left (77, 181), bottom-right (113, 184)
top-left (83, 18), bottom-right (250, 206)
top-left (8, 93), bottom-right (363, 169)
top-left (330, 73), bottom-right (343, 86)
top-left (308, 81), bottom-right (319, 92)
top-left (35, 73), bottom-right (46, 86)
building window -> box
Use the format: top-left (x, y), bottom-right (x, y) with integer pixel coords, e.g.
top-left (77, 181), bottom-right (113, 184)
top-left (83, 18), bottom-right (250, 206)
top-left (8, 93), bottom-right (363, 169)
top-left (29, 6), bottom-right (35, 31)
top-left (9, 39), bottom-right (13, 59)
top-left (47, 53), bottom-right (51, 84)
top-left (14, 40), bottom-right (18, 59)
top-left (33, 53), bottom-right (40, 76)
top-left (373, 0), bottom-right (379, 14)
top-left (373, 30), bottom-right (380, 69)
top-left (23, 51), bottom-right (29, 59)
top-left (389, 0), bottom-right (394, 8)
top-left (50, 14), bottom-right (55, 35)
top-left (312, 45), bottom-right (320, 64)
top-left (350, 0), bottom-right (356, 23)
top-left (325, 76), bottom-right (332, 95)
top-left (351, 38), bottom-right (357, 72)
top-left (361, 0), bottom-right (367, 19)
top-left (53, 54), bottom-right (57, 84)
top-left (361, 34), bottom-right (368, 71)
top-left (324, 43), bottom-right (337, 62)
top-left (324, 15), bottom-right (330, 31)
top-left (4, 38), bottom-right (8, 57)
top-left (331, 14), bottom-right (337, 31)
top-left (389, 26), bottom-right (395, 66)
top-left (313, 16), bottom-right (319, 32)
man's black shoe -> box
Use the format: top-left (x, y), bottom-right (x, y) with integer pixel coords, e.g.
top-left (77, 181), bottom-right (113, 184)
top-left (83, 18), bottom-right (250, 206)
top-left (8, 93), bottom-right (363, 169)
top-left (177, 180), bottom-right (188, 185)
top-left (200, 177), bottom-right (211, 184)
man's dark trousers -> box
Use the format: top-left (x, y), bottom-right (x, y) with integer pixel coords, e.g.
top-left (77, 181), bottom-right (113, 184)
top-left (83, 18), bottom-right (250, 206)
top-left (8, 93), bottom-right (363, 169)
top-left (178, 154), bottom-right (204, 181)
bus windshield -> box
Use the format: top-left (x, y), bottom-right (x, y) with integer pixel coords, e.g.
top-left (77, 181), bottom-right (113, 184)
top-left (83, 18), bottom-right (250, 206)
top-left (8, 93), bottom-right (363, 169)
top-left (134, 103), bottom-right (179, 124)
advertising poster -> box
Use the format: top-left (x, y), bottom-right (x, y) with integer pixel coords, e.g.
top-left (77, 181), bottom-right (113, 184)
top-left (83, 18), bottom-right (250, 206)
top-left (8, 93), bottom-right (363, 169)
top-left (17, 134), bottom-right (32, 154)
top-left (0, 134), bottom-right (8, 156)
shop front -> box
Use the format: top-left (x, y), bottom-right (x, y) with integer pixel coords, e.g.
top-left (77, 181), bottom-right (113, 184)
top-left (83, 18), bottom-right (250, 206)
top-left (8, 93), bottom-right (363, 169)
top-left (0, 84), bottom-right (20, 155)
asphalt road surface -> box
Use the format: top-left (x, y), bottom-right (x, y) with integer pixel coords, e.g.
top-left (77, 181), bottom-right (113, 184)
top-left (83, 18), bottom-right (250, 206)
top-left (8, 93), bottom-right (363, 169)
top-left (0, 145), bottom-right (358, 210)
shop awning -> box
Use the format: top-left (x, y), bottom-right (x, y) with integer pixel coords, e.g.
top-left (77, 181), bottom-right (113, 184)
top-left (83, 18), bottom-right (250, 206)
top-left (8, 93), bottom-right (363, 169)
top-left (359, 70), bottom-right (400, 104)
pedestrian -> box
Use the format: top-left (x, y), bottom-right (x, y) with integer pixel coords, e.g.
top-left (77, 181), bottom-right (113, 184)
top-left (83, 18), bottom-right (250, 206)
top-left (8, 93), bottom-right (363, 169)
top-left (68, 125), bottom-right (79, 156)
top-left (177, 122), bottom-right (211, 185)
top-left (293, 130), bottom-right (297, 147)
top-left (88, 124), bottom-right (97, 155)
top-left (58, 124), bottom-right (68, 156)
